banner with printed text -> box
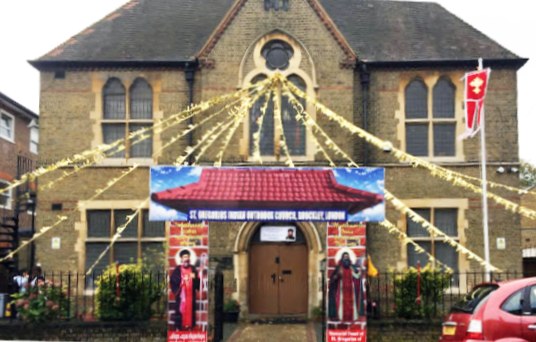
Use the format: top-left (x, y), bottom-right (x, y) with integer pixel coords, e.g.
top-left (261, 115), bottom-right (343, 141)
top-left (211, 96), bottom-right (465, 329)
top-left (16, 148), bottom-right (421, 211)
top-left (150, 166), bottom-right (384, 222)
top-left (167, 222), bottom-right (209, 342)
top-left (326, 223), bottom-right (367, 342)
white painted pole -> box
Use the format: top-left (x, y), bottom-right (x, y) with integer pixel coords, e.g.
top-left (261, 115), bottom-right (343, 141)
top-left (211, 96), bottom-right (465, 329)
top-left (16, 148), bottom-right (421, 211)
top-left (478, 58), bottom-right (491, 282)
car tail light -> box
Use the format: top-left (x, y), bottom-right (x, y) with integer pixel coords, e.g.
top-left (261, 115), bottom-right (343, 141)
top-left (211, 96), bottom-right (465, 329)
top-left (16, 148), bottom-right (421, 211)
top-left (466, 319), bottom-right (483, 339)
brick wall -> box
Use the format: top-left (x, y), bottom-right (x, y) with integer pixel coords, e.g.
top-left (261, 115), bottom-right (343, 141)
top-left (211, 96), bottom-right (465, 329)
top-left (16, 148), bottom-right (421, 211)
top-left (0, 321), bottom-right (166, 342)
top-left (0, 319), bottom-right (442, 341)
top-left (34, 0), bottom-right (522, 282)
top-left (367, 320), bottom-right (441, 342)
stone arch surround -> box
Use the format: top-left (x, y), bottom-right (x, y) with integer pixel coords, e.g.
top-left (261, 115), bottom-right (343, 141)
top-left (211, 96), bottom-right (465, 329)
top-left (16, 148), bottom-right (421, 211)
top-left (232, 221), bottom-right (324, 318)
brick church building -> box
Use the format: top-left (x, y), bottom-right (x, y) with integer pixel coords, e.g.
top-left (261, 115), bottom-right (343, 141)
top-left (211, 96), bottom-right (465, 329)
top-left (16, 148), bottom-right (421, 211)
top-left (30, 0), bottom-right (525, 319)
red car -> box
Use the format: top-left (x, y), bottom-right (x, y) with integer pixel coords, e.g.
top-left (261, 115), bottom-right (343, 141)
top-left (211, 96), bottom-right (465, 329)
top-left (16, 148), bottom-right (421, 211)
top-left (440, 277), bottom-right (536, 342)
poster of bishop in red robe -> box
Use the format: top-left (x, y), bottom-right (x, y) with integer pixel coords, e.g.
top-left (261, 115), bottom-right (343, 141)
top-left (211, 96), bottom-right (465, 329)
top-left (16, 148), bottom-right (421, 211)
top-left (326, 223), bottom-right (367, 342)
top-left (167, 222), bottom-right (209, 342)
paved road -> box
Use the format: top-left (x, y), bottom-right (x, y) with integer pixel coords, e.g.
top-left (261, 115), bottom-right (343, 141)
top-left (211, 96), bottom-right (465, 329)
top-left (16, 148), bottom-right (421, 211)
top-left (227, 323), bottom-right (317, 342)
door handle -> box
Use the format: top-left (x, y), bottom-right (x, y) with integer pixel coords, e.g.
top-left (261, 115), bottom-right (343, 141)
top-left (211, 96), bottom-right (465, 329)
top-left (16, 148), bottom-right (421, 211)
top-left (271, 273), bottom-right (276, 284)
top-left (528, 324), bottom-right (536, 330)
top-left (279, 276), bottom-right (284, 282)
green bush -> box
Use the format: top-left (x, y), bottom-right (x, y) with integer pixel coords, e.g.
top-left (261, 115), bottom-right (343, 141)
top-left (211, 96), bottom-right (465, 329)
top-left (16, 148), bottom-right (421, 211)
top-left (95, 263), bottom-right (164, 321)
top-left (393, 265), bottom-right (452, 319)
top-left (223, 298), bottom-right (240, 312)
top-left (11, 281), bottom-right (69, 323)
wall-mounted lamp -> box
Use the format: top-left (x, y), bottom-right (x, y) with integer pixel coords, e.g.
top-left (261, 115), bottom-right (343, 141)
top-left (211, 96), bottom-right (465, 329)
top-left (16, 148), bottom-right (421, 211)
top-left (509, 167), bottom-right (519, 174)
top-left (496, 166), bottom-right (506, 174)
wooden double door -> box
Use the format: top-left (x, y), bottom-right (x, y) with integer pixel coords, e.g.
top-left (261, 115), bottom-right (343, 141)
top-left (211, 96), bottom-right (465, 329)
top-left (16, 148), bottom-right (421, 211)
top-left (249, 244), bottom-right (308, 315)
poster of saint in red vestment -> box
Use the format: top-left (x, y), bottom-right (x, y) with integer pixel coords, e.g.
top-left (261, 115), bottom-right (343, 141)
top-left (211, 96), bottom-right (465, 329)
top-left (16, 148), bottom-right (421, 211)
top-left (326, 223), bottom-right (367, 342)
top-left (167, 222), bottom-right (208, 342)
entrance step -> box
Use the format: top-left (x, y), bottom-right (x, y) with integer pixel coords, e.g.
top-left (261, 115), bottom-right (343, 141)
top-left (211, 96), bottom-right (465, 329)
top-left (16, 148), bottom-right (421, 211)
top-left (226, 322), bottom-right (317, 342)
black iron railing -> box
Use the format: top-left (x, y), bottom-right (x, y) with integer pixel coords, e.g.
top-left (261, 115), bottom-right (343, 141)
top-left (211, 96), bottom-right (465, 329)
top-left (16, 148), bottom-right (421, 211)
top-left (366, 270), bottom-right (521, 319)
top-left (4, 271), bottom-right (168, 321)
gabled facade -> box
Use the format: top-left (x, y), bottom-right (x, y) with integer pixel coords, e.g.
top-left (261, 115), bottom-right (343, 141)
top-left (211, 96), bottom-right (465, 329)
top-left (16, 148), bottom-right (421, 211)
top-left (31, 0), bottom-right (526, 318)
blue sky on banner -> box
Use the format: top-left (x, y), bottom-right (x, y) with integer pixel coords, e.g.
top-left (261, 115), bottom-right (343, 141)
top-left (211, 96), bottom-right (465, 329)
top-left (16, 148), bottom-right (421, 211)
top-left (150, 167), bottom-right (385, 222)
top-left (333, 168), bottom-right (385, 222)
top-left (150, 166), bottom-right (202, 221)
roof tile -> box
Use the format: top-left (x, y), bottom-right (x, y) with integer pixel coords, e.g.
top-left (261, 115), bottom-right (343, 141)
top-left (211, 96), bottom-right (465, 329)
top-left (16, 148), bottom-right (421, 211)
top-left (151, 168), bottom-right (383, 214)
top-left (35, 0), bottom-right (519, 64)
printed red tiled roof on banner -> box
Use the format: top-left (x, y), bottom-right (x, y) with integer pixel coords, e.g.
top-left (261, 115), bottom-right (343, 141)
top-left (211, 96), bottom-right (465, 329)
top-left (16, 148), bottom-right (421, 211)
top-left (151, 168), bottom-right (383, 214)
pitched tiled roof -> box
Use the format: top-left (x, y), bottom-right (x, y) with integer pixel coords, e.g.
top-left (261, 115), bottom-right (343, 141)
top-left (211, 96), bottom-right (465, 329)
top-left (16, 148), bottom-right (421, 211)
top-left (151, 168), bottom-right (383, 214)
top-left (0, 92), bottom-right (39, 120)
top-left (319, 0), bottom-right (519, 62)
top-left (33, 0), bottom-right (521, 66)
top-left (36, 0), bottom-right (235, 63)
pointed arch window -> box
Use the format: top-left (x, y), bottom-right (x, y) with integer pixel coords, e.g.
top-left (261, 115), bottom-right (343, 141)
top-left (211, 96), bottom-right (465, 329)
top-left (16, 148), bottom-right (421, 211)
top-left (405, 76), bottom-right (456, 157)
top-left (102, 77), bottom-right (153, 158)
top-left (249, 74), bottom-right (306, 156)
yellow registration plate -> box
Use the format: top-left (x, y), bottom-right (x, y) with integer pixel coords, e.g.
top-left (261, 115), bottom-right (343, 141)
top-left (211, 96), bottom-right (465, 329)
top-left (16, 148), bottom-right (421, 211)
top-left (442, 326), bottom-right (456, 336)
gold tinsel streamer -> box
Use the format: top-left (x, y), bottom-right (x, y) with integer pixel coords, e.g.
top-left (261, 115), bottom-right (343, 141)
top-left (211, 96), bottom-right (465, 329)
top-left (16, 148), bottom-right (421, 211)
top-left (282, 86), bottom-right (335, 167)
top-left (155, 95), bottom-right (255, 157)
top-left (86, 92), bottom-right (266, 273)
top-left (384, 190), bottom-right (502, 272)
top-left (251, 90), bottom-right (274, 164)
top-left (215, 93), bottom-right (265, 167)
top-left (280, 77), bottom-right (499, 272)
top-left (255, 79), bottom-right (450, 271)
top-left (282, 85), bottom-right (358, 167)
top-left (174, 116), bottom-right (238, 165)
top-left (41, 156), bottom-right (104, 191)
top-left (0, 79), bottom-right (272, 196)
top-left (379, 220), bottom-right (452, 271)
top-left (456, 171), bottom-right (536, 196)
top-left (86, 198), bottom-right (149, 275)
top-left (0, 216), bottom-right (68, 263)
top-left (3, 81), bottom-right (271, 266)
top-left (156, 80), bottom-right (272, 158)
top-left (0, 165), bottom-right (140, 263)
top-left (192, 114), bottom-right (241, 165)
top-left (173, 81), bottom-right (273, 165)
top-left (273, 86), bottom-right (294, 167)
top-left (282, 76), bottom-right (536, 221)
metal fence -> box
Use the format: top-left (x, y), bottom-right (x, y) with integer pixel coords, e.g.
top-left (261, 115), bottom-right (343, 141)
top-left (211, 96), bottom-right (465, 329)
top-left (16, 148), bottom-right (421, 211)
top-left (366, 270), bottom-right (522, 319)
top-left (2, 269), bottom-right (524, 322)
top-left (4, 271), bottom-right (168, 320)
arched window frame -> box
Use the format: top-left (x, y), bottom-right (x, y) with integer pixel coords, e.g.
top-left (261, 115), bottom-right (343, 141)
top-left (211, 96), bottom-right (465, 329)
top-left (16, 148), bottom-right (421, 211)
top-left (403, 75), bottom-right (462, 160)
top-left (101, 77), bottom-right (154, 160)
top-left (241, 33), bottom-right (317, 161)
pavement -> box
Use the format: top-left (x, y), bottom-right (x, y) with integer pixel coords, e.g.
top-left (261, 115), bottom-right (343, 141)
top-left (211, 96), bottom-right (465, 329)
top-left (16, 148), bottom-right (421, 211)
top-left (225, 322), bottom-right (318, 342)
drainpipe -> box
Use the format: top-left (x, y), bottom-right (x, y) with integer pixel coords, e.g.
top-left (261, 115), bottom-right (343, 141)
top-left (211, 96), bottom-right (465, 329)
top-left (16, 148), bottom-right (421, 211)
top-left (359, 63), bottom-right (370, 165)
top-left (185, 63), bottom-right (196, 165)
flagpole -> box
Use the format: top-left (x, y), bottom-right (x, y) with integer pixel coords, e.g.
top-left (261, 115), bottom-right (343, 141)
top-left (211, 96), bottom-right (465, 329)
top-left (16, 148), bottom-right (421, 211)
top-left (478, 58), bottom-right (491, 282)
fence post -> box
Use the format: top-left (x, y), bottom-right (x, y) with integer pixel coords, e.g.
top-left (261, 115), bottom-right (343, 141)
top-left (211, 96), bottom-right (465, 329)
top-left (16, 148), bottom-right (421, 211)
top-left (67, 272), bottom-right (71, 319)
top-left (214, 267), bottom-right (224, 342)
top-left (321, 264), bottom-right (326, 342)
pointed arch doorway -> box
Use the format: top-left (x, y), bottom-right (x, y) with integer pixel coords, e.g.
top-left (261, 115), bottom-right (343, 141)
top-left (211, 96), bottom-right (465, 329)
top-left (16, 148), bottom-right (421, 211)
top-left (249, 224), bottom-right (308, 315)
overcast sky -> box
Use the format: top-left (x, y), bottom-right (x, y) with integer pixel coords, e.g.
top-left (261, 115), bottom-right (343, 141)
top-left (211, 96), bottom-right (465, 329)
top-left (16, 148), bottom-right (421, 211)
top-left (0, 0), bottom-right (533, 164)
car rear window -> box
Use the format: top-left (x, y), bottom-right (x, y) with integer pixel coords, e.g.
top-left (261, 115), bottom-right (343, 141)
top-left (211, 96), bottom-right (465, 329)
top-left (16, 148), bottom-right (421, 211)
top-left (451, 284), bottom-right (499, 313)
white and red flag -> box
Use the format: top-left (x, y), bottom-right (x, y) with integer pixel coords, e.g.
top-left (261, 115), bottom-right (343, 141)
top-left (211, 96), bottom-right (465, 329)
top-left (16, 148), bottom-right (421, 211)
top-left (461, 68), bottom-right (491, 139)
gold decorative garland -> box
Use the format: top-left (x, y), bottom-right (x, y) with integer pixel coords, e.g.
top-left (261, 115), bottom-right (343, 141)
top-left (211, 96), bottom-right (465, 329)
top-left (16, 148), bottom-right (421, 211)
top-left (379, 220), bottom-right (451, 271)
top-left (0, 165), bottom-right (139, 263)
top-left (86, 198), bottom-right (149, 275)
top-left (282, 76), bottom-right (536, 221)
